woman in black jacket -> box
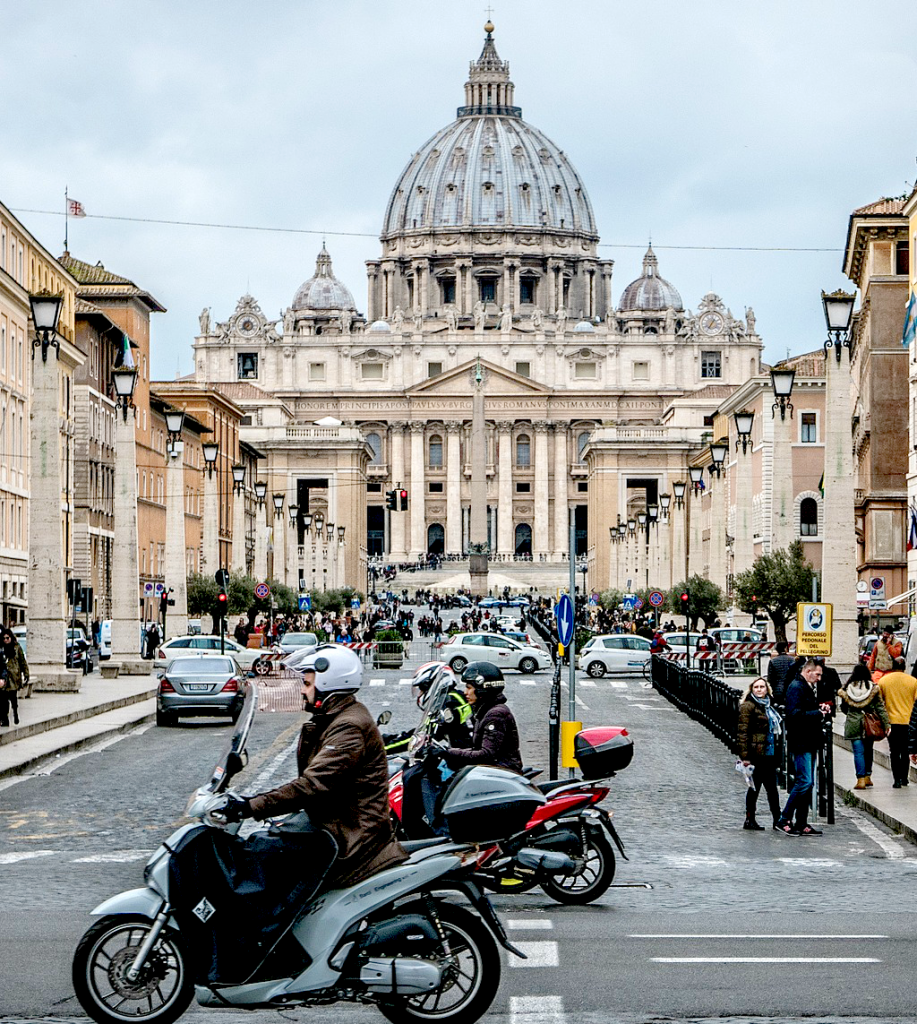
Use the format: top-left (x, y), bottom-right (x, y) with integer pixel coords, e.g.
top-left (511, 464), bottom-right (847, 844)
top-left (737, 677), bottom-right (783, 830)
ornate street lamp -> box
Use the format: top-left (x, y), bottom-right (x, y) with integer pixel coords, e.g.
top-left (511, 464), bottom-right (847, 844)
top-left (617, 522), bottom-right (626, 539)
top-left (111, 363), bottom-right (138, 422)
top-left (822, 288), bottom-right (856, 363)
top-left (660, 493), bottom-right (671, 518)
top-left (734, 409), bottom-right (755, 455)
top-left (709, 439), bottom-right (728, 478)
top-left (29, 292), bottom-right (63, 362)
top-left (637, 511), bottom-right (647, 532)
top-left (648, 503), bottom-right (658, 523)
top-left (313, 512), bottom-right (325, 536)
top-left (770, 366), bottom-right (796, 420)
top-left (254, 480), bottom-right (267, 506)
top-left (327, 521), bottom-right (335, 541)
top-left (337, 525), bottom-right (346, 541)
top-left (673, 480), bottom-right (686, 508)
top-left (165, 408), bottom-right (185, 457)
top-left (272, 492), bottom-right (285, 519)
top-left (231, 463), bottom-right (246, 494)
top-left (302, 512), bottom-right (313, 534)
top-left (289, 503), bottom-right (299, 526)
top-left (689, 466), bottom-right (704, 492)
top-left (627, 518), bottom-right (636, 534)
top-left (202, 441), bottom-right (219, 477)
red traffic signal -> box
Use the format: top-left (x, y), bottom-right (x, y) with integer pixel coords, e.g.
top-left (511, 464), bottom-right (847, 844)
top-left (680, 592), bottom-right (689, 603)
top-left (214, 590), bottom-right (229, 620)
top-left (399, 489), bottom-right (409, 512)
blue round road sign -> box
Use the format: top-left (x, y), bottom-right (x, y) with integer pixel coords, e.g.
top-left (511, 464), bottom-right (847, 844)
top-left (555, 593), bottom-right (575, 647)
top-left (648, 590), bottom-right (665, 607)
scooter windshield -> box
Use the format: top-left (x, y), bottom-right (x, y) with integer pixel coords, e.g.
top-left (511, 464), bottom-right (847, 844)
top-left (205, 682), bottom-right (259, 793)
top-left (409, 674), bottom-right (451, 756)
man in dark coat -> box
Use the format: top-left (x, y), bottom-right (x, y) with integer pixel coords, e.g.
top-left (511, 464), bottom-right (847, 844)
top-left (220, 645), bottom-right (407, 889)
top-left (767, 641), bottom-right (796, 705)
top-left (775, 658), bottom-right (830, 837)
top-left (444, 662), bottom-right (522, 773)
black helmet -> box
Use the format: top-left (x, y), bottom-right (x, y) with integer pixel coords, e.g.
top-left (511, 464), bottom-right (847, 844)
top-left (461, 661), bottom-right (505, 696)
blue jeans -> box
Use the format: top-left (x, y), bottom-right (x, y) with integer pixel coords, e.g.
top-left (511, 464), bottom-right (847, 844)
top-left (781, 751), bottom-right (816, 828)
top-left (850, 738), bottom-right (874, 779)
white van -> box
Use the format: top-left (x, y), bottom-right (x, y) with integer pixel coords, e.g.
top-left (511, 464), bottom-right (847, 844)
top-left (99, 620), bottom-right (112, 660)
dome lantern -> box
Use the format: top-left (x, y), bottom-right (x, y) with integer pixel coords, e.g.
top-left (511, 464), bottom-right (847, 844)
top-left (459, 21), bottom-right (520, 118)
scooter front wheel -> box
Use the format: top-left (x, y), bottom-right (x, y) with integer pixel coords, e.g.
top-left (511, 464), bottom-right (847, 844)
top-left (539, 829), bottom-right (615, 905)
top-left (73, 915), bottom-right (194, 1024)
top-left (377, 901), bottom-right (500, 1024)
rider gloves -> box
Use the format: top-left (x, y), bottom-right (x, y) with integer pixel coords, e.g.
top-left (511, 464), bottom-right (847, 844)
top-left (220, 796), bottom-right (253, 822)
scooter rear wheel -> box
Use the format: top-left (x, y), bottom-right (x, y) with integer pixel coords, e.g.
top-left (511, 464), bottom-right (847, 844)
top-left (73, 914), bottom-right (194, 1024)
top-left (377, 901), bottom-right (500, 1024)
top-left (539, 829), bottom-right (615, 905)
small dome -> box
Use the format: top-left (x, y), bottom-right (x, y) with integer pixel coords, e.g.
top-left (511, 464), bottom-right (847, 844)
top-left (292, 246), bottom-right (356, 312)
top-left (618, 246), bottom-right (683, 312)
top-left (367, 320), bottom-right (392, 333)
top-left (573, 320), bottom-right (594, 333)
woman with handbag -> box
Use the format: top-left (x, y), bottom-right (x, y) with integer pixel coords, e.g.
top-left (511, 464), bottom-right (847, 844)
top-left (736, 677), bottom-right (784, 830)
top-left (839, 662), bottom-right (890, 789)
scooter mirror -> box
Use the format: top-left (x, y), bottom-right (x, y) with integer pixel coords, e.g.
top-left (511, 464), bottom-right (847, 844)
top-left (438, 708), bottom-right (454, 724)
top-left (376, 710), bottom-right (393, 726)
top-left (225, 750), bottom-right (248, 778)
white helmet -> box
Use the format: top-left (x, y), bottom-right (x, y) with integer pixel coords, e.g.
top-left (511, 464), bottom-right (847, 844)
top-left (299, 643), bottom-right (363, 694)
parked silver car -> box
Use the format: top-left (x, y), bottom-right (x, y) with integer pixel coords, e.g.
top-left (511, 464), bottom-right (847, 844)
top-left (156, 655), bottom-right (249, 727)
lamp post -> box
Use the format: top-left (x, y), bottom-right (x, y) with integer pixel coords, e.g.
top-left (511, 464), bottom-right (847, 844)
top-left (109, 359), bottom-right (146, 672)
top-left (637, 511), bottom-right (648, 595)
top-left (821, 287), bottom-right (858, 670)
top-left (253, 480), bottom-right (268, 580)
top-left (326, 522), bottom-right (335, 593)
top-left (770, 366), bottom-right (797, 551)
top-left (271, 492), bottom-right (286, 585)
top-left (313, 512), bottom-right (325, 593)
top-left (659, 493), bottom-right (671, 590)
top-left (707, 440), bottom-right (728, 593)
top-left (29, 292), bottom-right (63, 363)
top-left (732, 410), bottom-right (756, 594)
top-left (201, 442), bottom-right (220, 574)
top-left (337, 525), bottom-right (346, 591)
top-left (688, 466), bottom-right (704, 578)
top-left (626, 517), bottom-right (636, 590)
top-left (288, 503), bottom-right (300, 593)
top-left (163, 408), bottom-right (188, 638)
top-left (302, 512), bottom-right (313, 600)
top-left (231, 463), bottom-right (247, 575)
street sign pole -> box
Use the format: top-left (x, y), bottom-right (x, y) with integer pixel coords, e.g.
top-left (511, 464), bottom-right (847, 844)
top-left (568, 517), bottom-right (576, 778)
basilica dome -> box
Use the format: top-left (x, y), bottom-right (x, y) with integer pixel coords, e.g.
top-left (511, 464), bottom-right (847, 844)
top-left (292, 246), bottom-right (356, 311)
top-left (381, 26), bottom-right (597, 240)
top-left (618, 246), bottom-right (683, 312)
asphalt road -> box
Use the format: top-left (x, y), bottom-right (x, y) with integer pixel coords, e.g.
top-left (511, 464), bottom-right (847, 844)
top-left (2, 613), bottom-right (917, 1023)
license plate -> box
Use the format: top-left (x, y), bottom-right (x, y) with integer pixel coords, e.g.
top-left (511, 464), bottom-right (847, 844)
top-left (185, 683), bottom-right (211, 692)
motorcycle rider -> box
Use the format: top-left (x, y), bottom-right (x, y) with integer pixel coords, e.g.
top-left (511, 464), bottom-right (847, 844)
top-left (219, 644), bottom-right (408, 888)
top-left (442, 662), bottom-right (523, 772)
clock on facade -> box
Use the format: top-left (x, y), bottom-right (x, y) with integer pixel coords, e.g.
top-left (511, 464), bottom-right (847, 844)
top-left (700, 312), bottom-right (724, 335)
top-left (237, 317), bottom-right (258, 337)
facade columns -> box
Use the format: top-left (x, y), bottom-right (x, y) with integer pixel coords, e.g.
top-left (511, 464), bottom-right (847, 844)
top-left (410, 422), bottom-right (426, 559)
top-left (534, 421), bottom-right (550, 558)
top-left (202, 470), bottom-right (219, 575)
top-left (231, 488), bottom-right (246, 574)
top-left (110, 408), bottom-right (144, 671)
top-left (822, 352), bottom-right (859, 670)
top-left (553, 425), bottom-right (568, 558)
top-left (446, 421), bottom-right (463, 555)
top-left (389, 422), bottom-right (407, 560)
top-left (164, 450), bottom-right (189, 638)
top-left (496, 422), bottom-right (514, 555)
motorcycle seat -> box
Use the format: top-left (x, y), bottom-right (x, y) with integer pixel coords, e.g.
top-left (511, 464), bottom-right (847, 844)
top-left (402, 837), bottom-right (448, 854)
top-left (536, 779), bottom-right (578, 795)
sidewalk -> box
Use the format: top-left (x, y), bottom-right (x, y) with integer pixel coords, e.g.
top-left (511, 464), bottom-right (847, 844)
top-left (0, 671), bottom-right (157, 780)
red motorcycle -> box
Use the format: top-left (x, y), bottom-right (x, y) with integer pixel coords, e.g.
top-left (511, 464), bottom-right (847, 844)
top-left (387, 675), bottom-right (632, 905)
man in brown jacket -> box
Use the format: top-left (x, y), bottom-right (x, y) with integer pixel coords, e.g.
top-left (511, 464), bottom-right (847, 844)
top-left (220, 645), bottom-right (407, 888)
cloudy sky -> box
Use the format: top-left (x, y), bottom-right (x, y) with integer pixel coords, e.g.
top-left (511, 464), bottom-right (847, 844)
top-left (3, 0), bottom-right (914, 379)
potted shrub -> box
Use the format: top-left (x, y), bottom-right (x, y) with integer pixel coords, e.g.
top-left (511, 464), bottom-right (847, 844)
top-left (373, 628), bottom-right (404, 670)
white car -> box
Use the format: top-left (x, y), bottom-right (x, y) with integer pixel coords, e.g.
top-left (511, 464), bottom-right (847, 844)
top-left (576, 635), bottom-right (652, 677)
top-left (276, 631), bottom-right (320, 656)
top-left (442, 632), bottom-right (552, 674)
top-left (155, 634), bottom-right (263, 672)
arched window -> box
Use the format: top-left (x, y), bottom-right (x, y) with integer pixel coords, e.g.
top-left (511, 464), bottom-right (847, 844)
top-left (800, 497), bottom-right (818, 537)
top-left (577, 431), bottom-right (590, 462)
top-left (429, 434), bottom-right (443, 468)
top-left (366, 432), bottom-right (382, 465)
top-left (516, 434), bottom-right (531, 468)
top-left (427, 523), bottom-right (445, 554)
top-left (515, 523), bottom-right (532, 555)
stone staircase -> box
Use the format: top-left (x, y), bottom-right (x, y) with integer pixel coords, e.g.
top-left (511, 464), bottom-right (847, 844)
top-left (379, 559), bottom-right (573, 595)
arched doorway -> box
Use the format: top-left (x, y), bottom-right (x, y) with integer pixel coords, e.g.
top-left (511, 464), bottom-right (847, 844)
top-left (514, 523), bottom-right (532, 556)
top-left (427, 523), bottom-right (445, 554)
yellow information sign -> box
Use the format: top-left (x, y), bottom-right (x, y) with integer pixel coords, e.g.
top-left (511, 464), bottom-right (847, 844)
top-left (796, 602), bottom-right (833, 657)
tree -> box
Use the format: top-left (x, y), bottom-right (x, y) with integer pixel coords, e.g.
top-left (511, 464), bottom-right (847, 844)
top-left (733, 540), bottom-right (815, 643)
top-left (598, 589), bottom-right (624, 612)
top-left (186, 574), bottom-right (218, 618)
top-left (666, 575), bottom-right (725, 630)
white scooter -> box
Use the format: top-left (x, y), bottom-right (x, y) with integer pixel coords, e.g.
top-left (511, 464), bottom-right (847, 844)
top-left (72, 684), bottom-right (565, 1024)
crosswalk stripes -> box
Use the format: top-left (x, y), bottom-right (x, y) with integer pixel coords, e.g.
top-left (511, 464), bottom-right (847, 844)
top-left (358, 676), bottom-right (642, 688)
top-left (510, 995), bottom-right (566, 1022)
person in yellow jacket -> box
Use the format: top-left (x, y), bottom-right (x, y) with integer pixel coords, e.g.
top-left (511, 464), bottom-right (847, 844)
top-left (877, 656), bottom-right (917, 788)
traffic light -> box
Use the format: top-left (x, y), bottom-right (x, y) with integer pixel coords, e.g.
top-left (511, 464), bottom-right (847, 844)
top-left (213, 590), bottom-right (229, 622)
top-left (385, 489), bottom-right (398, 511)
top-left (399, 489), bottom-right (409, 512)
top-left (67, 577), bottom-right (83, 606)
top-left (680, 591), bottom-right (689, 606)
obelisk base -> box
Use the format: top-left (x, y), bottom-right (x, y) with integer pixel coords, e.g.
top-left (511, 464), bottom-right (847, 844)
top-left (469, 552), bottom-right (489, 598)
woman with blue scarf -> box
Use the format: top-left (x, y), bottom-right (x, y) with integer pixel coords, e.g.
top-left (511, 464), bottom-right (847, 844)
top-left (737, 677), bottom-right (783, 830)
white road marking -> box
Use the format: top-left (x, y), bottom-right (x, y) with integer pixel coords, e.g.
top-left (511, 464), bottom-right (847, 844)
top-left (519, 679), bottom-right (537, 686)
top-left (653, 957), bottom-right (881, 964)
top-left (0, 850), bottom-right (55, 865)
top-left (579, 679), bottom-right (596, 687)
top-left (777, 858), bottom-right (840, 868)
top-left (632, 703), bottom-right (669, 710)
top-left (839, 808), bottom-right (908, 859)
top-left (664, 855), bottom-right (727, 868)
top-left (250, 738), bottom-right (297, 790)
top-left (72, 851), bottom-right (151, 863)
top-left (369, 679), bottom-right (385, 686)
top-left (574, 694), bottom-right (590, 711)
top-left (609, 681), bottom-right (628, 689)
top-left (507, 919), bottom-right (554, 930)
top-left (632, 934), bottom-right (889, 939)
top-left (510, 995), bottom-right (566, 1022)
top-left (398, 678), bottom-right (412, 685)
top-left (510, 940), bottom-right (559, 967)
